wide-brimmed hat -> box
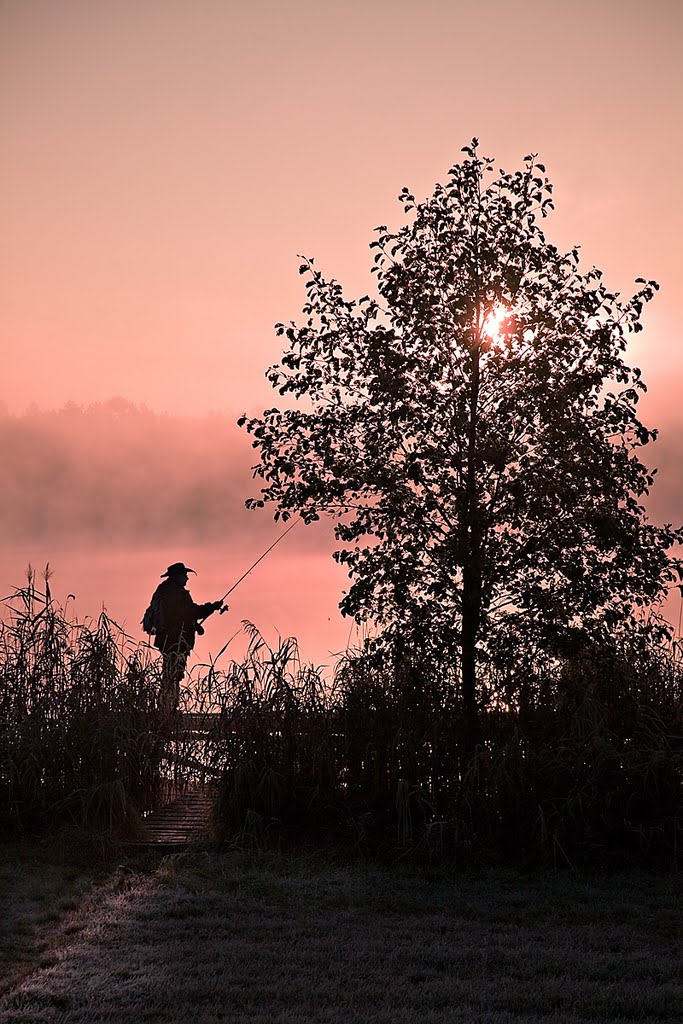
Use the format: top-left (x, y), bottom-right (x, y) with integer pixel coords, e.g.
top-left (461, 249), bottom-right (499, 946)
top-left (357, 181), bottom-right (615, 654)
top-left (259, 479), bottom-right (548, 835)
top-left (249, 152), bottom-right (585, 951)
top-left (161, 562), bottom-right (196, 578)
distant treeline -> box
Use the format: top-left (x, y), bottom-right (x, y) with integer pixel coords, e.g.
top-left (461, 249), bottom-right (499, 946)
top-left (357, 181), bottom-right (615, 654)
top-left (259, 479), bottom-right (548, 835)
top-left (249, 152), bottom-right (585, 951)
top-left (1, 398), bottom-right (680, 547)
top-left (0, 399), bottom-right (266, 545)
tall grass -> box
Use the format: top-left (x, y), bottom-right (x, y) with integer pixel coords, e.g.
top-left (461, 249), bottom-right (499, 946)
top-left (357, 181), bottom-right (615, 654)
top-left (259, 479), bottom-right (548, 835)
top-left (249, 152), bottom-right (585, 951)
top-left (0, 569), bottom-right (162, 837)
top-left (202, 627), bottom-right (681, 869)
top-left (1, 573), bottom-right (680, 867)
top-left (204, 623), bottom-right (345, 849)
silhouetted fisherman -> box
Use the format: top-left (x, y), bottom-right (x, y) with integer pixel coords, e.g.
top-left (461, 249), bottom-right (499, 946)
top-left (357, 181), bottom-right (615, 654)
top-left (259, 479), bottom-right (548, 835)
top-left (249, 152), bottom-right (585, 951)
top-left (143, 562), bottom-right (224, 715)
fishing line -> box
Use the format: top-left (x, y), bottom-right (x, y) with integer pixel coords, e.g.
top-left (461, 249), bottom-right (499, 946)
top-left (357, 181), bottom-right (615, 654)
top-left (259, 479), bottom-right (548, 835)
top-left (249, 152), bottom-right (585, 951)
top-left (218, 518), bottom-right (300, 607)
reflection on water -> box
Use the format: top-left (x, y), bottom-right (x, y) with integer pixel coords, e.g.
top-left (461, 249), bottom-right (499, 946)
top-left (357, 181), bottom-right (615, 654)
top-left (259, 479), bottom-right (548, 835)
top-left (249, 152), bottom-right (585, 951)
top-left (1, 543), bottom-right (357, 673)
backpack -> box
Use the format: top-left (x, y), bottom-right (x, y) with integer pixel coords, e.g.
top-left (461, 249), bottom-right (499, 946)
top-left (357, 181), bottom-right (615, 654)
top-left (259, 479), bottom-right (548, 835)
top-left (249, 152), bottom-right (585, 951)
top-left (141, 592), bottom-right (162, 635)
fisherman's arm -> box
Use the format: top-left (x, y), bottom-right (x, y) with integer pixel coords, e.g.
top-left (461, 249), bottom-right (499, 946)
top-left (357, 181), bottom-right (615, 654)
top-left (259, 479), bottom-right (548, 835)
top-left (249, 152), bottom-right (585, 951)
top-left (193, 600), bottom-right (225, 621)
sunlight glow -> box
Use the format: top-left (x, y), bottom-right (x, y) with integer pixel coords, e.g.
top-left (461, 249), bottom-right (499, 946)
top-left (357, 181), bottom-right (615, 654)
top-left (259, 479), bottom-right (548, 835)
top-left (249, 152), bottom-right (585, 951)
top-left (481, 304), bottom-right (536, 348)
top-left (482, 304), bottom-right (509, 343)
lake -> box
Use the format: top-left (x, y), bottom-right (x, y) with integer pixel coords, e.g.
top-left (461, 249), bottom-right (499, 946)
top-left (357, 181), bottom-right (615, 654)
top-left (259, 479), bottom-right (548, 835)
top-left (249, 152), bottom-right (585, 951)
top-left (1, 542), bottom-right (359, 675)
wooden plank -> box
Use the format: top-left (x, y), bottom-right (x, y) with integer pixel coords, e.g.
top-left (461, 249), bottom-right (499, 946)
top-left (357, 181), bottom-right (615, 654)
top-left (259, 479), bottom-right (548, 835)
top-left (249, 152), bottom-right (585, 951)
top-left (178, 711), bottom-right (223, 733)
top-left (162, 749), bottom-right (220, 777)
top-left (140, 787), bottom-right (214, 848)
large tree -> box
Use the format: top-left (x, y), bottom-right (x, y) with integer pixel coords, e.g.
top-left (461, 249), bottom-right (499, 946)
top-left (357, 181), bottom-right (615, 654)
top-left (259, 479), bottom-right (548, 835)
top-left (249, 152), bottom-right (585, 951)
top-left (240, 141), bottom-right (681, 725)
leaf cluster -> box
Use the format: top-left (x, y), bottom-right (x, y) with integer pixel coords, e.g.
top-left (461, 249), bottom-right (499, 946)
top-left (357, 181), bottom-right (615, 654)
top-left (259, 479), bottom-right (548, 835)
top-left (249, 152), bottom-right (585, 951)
top-left (240, 142), bottom-right (682, 664)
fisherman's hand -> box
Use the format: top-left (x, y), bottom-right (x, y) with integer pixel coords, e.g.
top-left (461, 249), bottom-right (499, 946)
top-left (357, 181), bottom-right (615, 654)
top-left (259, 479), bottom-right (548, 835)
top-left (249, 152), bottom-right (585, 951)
top-left (211, 600), bottom-right (224, 613)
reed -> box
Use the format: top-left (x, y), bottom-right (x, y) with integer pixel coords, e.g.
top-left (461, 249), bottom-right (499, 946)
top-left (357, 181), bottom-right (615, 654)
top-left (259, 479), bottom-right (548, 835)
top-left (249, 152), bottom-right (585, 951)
top-left (0, 569), bottom-right (162, 838)
top-left (1, 573), bottom-right (680, 867)
top-left (204, 623), bottom-right (346, 848)
top-left (199, 627), bottom-right (681, 868)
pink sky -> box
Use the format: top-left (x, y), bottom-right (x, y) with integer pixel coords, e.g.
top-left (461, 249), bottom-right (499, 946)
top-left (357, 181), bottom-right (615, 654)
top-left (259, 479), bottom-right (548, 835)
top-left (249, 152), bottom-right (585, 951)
top-left (2, 0), bottom-right (683, 657)
top-left (2, 0), bottom-right (682, 418)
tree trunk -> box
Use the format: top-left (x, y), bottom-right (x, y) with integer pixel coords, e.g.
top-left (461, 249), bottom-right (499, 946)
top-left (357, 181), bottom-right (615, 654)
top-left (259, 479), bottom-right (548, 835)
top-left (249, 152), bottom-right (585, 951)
top-left (461, 336), bottom-right (482, 755)
top-left (461, 562), bottom-right (481, 741)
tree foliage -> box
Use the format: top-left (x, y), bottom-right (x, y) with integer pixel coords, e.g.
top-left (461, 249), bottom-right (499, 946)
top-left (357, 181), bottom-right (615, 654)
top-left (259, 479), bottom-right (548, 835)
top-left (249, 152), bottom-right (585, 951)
top-left (240, 141), bottom-right (682, 716)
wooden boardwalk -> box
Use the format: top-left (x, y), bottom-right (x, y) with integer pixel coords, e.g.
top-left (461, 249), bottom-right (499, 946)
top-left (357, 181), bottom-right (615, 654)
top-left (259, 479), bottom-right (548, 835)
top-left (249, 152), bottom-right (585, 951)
top-left (140, 786), bottom-right (214, 849)
top-left (136, 712), bottom-right (225, 849)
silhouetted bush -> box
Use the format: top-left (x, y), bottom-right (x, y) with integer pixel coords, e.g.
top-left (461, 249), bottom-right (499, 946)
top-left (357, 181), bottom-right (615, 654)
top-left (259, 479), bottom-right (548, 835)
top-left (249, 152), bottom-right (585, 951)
top-left (209, 632), bottom-right (681, 869)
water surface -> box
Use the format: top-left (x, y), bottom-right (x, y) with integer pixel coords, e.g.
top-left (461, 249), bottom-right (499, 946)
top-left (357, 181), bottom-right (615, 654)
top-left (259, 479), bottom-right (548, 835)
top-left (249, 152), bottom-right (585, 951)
top-left (1, 542), bottom-right (356, 674)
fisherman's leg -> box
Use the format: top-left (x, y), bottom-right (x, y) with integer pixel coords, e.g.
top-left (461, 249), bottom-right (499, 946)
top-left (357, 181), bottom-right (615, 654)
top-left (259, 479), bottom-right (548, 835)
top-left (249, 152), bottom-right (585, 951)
top-left (173, 652), bottom-right (189, 710)
top-left (161, 653), bottom-right (183, 716)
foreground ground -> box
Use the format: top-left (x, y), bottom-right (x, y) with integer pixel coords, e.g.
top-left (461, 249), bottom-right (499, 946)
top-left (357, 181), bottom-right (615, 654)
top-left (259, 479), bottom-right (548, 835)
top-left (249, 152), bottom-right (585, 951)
top-left (0, 843), bottom-right (680, 1023)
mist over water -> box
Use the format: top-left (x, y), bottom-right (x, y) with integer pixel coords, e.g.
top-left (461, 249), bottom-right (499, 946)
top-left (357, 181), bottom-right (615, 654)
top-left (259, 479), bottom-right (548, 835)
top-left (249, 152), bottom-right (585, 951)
top-left (2, 400), bottom-right (681, 663)
top-left (0, 399), bottom-right (276, 546)
top-left (0, 402), bottom-right (354, 670)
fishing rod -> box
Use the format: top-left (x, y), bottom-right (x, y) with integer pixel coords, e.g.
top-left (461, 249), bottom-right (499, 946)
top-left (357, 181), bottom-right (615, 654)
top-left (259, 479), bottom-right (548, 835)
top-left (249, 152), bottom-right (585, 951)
top-left (217, 518), bottom-right (300, 612)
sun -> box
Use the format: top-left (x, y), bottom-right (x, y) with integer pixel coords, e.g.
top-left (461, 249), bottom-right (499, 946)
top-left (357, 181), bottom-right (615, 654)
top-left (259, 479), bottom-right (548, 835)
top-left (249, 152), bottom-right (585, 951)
top-left (482, 303), bottom-right (535, 348)
top-left (482, 303), bottom-right (509, 344)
